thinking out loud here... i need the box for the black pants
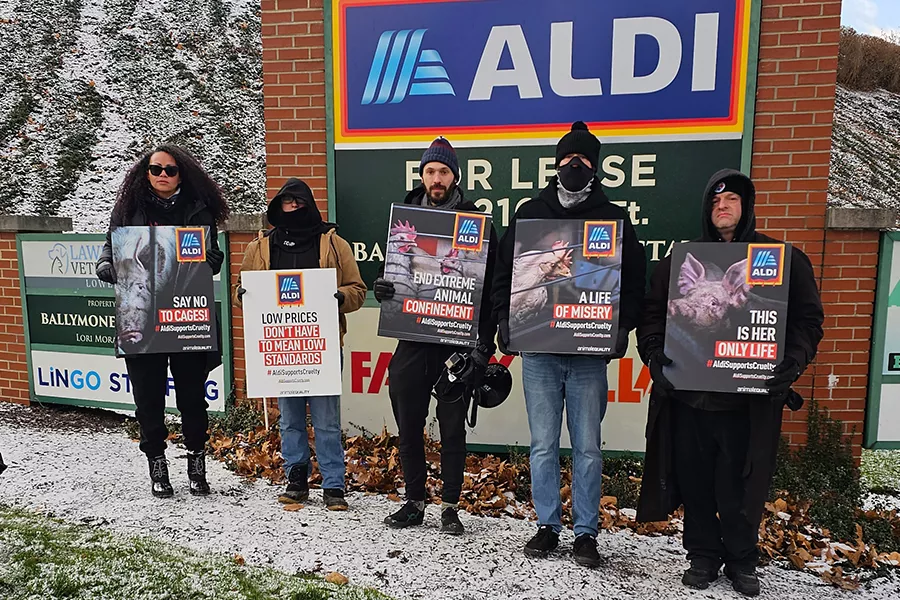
[388,341,467,504]
[125,352,211,457]
[674,401,758,571]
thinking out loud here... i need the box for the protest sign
[509,219,622,354]
[663,242,792,394]
[111,226,216,356]
[241,268,342,398]
[378,204,491,347]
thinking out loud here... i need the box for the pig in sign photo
[111,226,217,356]
[509,219,622,354]
[241,268,342,398]
[378,204,491,347]
[663,242,792,394]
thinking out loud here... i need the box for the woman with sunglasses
[96,145,229,498]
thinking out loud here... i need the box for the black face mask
[558,157,594,192]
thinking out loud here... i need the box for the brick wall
[748,0,867,451]
[0,233,31,405]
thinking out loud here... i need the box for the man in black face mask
[491,121,646,567]
[373,137,499,536]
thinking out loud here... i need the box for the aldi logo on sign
[277,273,304,306]
[452,213,487,252]
[175,228,206,262]
[746,244,785,286]
[583,221,617,258]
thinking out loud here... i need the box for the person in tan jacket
[233,178,366,510]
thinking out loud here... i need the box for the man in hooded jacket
[492,122,646,567]
[372,137,498,535]
[233,178,367,510]
[636,169,824,596]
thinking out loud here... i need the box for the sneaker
[524,525,559,557]
[725,566,760,597]
[682,563,720,590]
[148,455,174,498]
[323,488,349,511]
[279,464,309,504]
[384,500,425,528]
[187,451,210,496]
[572,534,601,568]
[440,507,464,535]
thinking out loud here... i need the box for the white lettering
[469,25,543,101]
[692,13,719,92]
[632,155,657,187]
[611,17,682,95]
[601,155,626,188]
[549,22,603,97]
[467,159,493,191]
[511,158,533,190]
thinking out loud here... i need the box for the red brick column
[0,232,29,405]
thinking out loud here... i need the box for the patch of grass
[861,449,900,495]
[0,504,392,600]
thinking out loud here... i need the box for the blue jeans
[521,353,609,537]
[278,354,345,490]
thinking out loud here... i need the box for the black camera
[444,352,476,383]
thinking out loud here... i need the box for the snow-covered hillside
[0,0,265,232]
[829,85,900,214]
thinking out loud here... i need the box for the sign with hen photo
[663,242,792,394]
[509,219,622,354]
[377,204,492,346]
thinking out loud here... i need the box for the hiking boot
[148,455,174,498]
[572,534,601,568]
[440,507,464,535]
[682,563,720,590]
[279,464,309,504]
[524,525,559,557]
[187,451,210,496]
[323,488,349,511]
[725,566,760,597]
[384,500,425,528]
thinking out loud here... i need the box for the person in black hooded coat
[96,145,229,499]
[636,169,824,596]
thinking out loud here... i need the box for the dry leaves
[282,503,304,512]
[325,572,349,585]
[233,554,245,566]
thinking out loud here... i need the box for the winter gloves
[206,248,225,275]
[642,336,674,392]
[766,357,801,397]
[373,278,395,302]
[334,291,345,306]
[96,260,116,284]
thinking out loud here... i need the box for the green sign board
[867,231,900,449]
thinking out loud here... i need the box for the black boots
[384,500,425,528]
[323,488,349,511]
[725,566,761,596]
[682,563,721,590]
[187,451,210,496]
[440,506,464,535]
[572,534,601,568]
[279,464,310,503]
[524,525,559,557]
[148,455,174,498]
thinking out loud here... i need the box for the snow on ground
[1,402,898,600]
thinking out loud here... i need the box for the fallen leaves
[324,572,349,585]
[282,503,303,512]
[233,554,245,566]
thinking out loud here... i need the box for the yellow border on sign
[276,272,306,306]
[745,244,785,286]
[583,221,618,258]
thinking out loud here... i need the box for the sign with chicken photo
[663,242,792,394]
[509,219,622,354]
[111,226,217,356]
[378,204,492,346]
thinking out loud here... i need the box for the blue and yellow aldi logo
[452,213,486,252]
[277,273,304,306]
[583,221,617,258]
[175,228,206,262]
[746,244,785,286]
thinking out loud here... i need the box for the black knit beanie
[555,121,601,171]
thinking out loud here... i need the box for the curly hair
[111,145,230,225]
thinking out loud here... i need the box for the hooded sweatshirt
[491,175,647,336]
[267,178,331,271]
[637,169,824,410]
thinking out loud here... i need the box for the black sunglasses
[148,164,179,177]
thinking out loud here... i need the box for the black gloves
[237,286,247,300]
[96,260,116,284]
[334,290,345,306]
[647,344,674,392]
[373,278,395,302]
[766,357,801,397]
[498,318,517,356]
[464,342,495,386]
[206,247,225,275]
[608,328,629,360]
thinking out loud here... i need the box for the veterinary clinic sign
[17,233,232,414]
[867,231,900,449]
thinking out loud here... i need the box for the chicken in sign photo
[510,240,574,327]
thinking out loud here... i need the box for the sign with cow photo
[240,268,342,398]
[663,242,792,394]
[111,226,217,356]
[377,204,492,347]
[509,219,622,354]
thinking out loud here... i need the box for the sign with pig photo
[378,204,491,347]
[241,268,342,398]
[111,226,217,356]
[663,242,792,394]
[509,219,622,354]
